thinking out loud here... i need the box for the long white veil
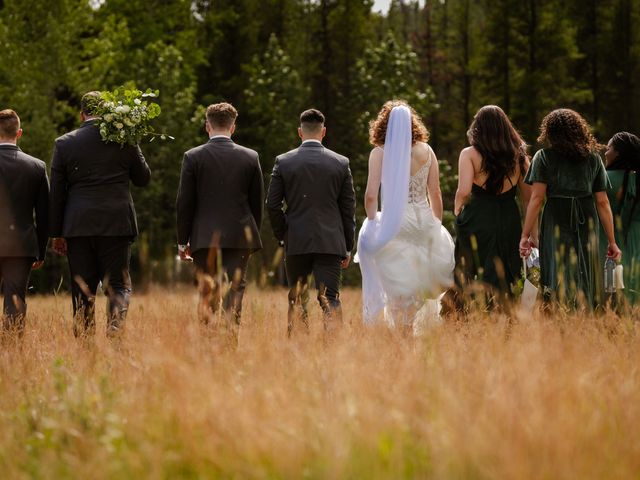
[356,105,413,322]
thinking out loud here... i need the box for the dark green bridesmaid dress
[600,170,640,303]
[525,148,609,308]
[455,179,523,297]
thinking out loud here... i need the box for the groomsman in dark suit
[176,103,263,341]
[49,91,151,338]
[267,109,356,335]
[0,109,49,334]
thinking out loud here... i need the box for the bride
[356,101,455,334]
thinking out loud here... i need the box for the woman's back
[529,148,608,197]
[466,146,522,194]
[454,146,525,295]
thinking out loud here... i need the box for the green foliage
[243,34,308,170]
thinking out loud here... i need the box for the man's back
[176,137,263,251]
[49,119,151,238]
[0,145,48,259]
[268,141,356,256]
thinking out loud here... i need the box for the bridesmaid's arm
[364,147,383,220]
[427,148,443,221]
[517,157,537,242]
[595,191,622,260]
[454,148,474,216]
[519,182,546,257]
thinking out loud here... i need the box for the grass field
[0,286,639,479]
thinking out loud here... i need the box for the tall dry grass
[0,286,639,479]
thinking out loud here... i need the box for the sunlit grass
[0,287,639,479]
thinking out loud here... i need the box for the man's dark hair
[206,102,238,129]
[300,109,325,134]
[0,109,20,139]
[81,91,101,116]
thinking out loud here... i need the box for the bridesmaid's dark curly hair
[369,100,429,147]
[467,105,528,195]
[607,132,640,239]
[538,109,598,161]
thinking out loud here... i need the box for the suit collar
[208,136,234,144]
[80,119,98,128]
[300,140,324,149]
[0,144,19,152]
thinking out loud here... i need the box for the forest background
[1,0,638,289]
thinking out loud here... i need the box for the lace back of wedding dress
[408,151,432,204]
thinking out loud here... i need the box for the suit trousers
[285,253,343,334]
[0,257,33,333]
[66,236,132,337]
[192,248,251,325]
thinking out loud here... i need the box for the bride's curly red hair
[369,100,429,147]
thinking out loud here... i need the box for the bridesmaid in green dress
[454,106,531,307]
[602,132,640,303]
[520,109,621,309]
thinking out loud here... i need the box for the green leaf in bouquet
[147,103,161,119]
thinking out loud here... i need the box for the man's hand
[340,254,351,269]
[52,237,67,256]
[31,260,45,270]
[178,244,193,262]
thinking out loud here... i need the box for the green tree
[352,32,436,193]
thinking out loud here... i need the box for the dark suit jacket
[0,145,49,260]
[176,137,263,251]
[49,120,151,238]
[267,141,356,256]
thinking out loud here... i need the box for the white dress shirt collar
[301,139,323,145]
[0,142,17,146]
[210,134,231,140]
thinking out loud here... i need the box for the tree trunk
[462,0,471,129]
[502,0,510,112]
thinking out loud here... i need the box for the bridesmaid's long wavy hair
[537,109,598,162]
[369,100,429,147]
[466,105,528,195]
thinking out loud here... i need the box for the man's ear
[321,126,327,139]
[298,127,303,140]
[230,123,236,136]
[16,129,23,141]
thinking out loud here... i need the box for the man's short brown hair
[81,91,101,116]
[206,102,238,129]
[0,109,20,139]
[300,109,325,134]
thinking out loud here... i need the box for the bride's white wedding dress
[373,148,455,328]
[356,105,454,330]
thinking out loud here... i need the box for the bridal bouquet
[92,87,174,146]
